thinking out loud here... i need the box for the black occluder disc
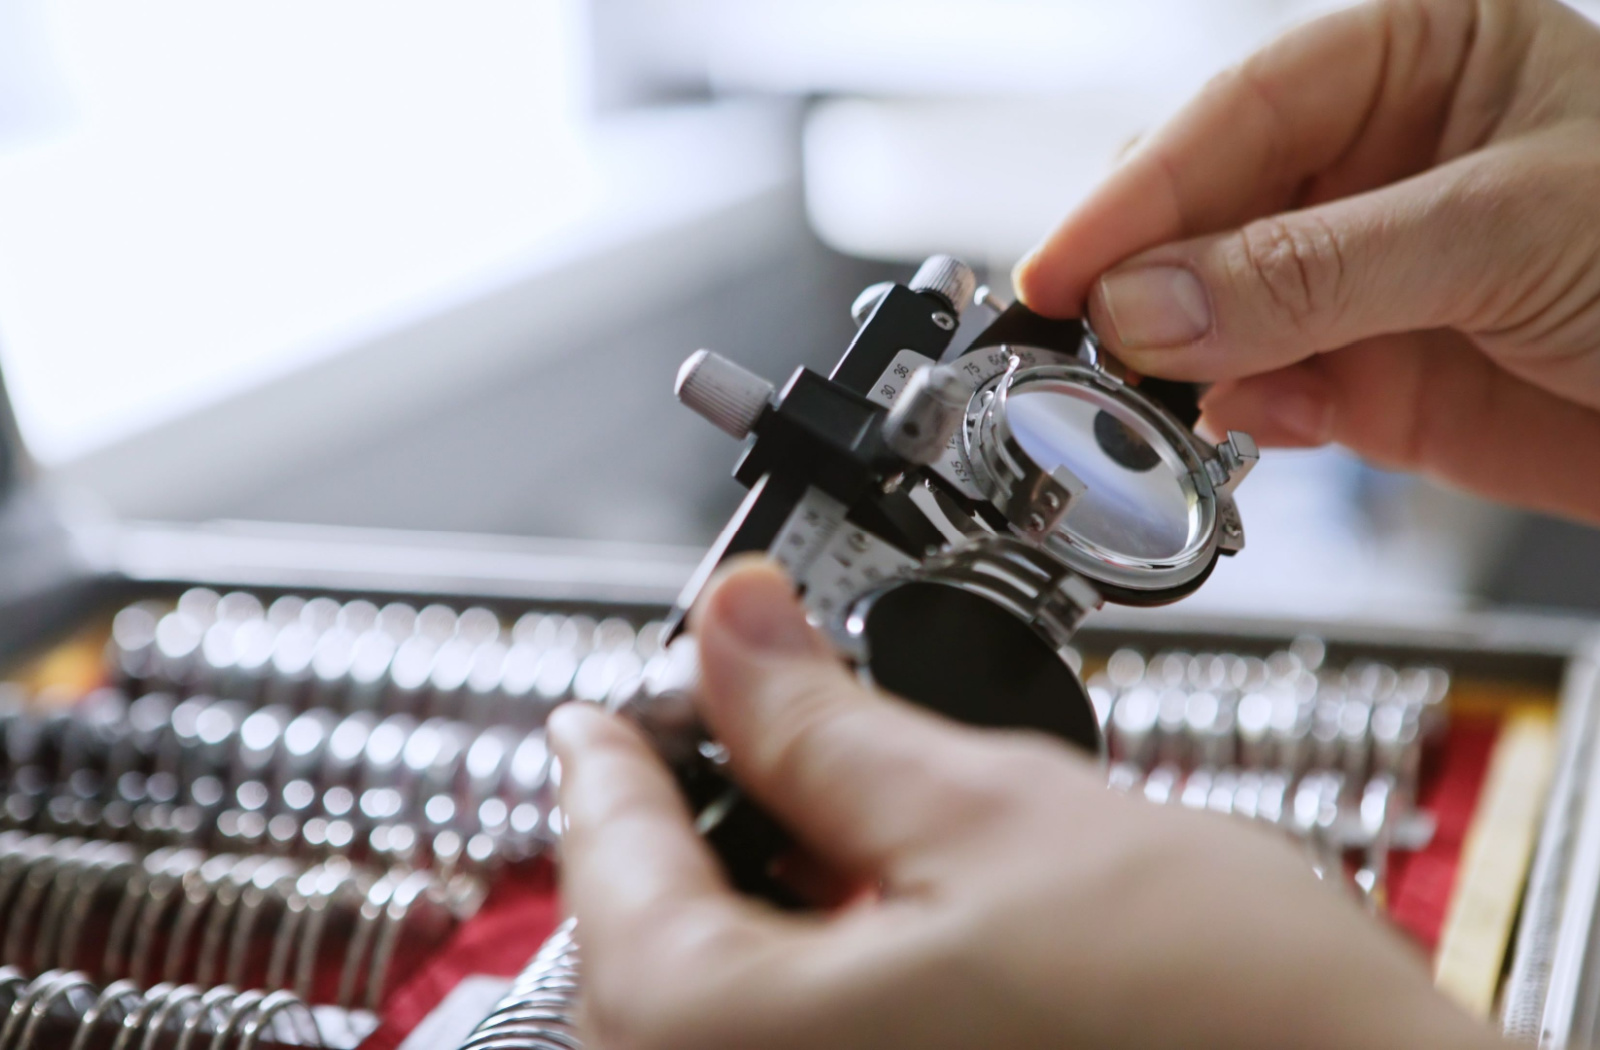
[861,581,1101,754]
[1093,409,1161,472]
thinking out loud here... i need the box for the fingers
[548,702,850,1050]
[1082,135,1600,385]
[548,564,1078,1049]
[1015,0,1481,316]
[690,559,1066,878]
[1197,372,1332,449]
[1199,331,1600,525]
[547,703,736,963]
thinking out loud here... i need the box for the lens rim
[961,354,1229,597]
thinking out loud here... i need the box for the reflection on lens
[1006,385,1194,560]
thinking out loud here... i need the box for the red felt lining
[1385,716,1500,952]
[360,862,561,1050]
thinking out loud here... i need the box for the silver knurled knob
[883,363,970,466]
[675,350,775,439]
[908,255,977,317]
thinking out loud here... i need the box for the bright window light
[0,1,593,466]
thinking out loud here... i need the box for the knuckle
[1231,214,1349,332]
[1439,166,1525,316]
[1465,0,1516,28]
[1435,155,1577,332]
[1376,0,1433,31]
[1443,159,1522,229]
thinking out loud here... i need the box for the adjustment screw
[909,255,977,318]
[883,363,970,466]
[851,282,894,327]
[974,285,1007,312]
[675,350,775,439]
[1025,513,1046,532]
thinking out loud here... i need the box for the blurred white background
[0,0,1596,618]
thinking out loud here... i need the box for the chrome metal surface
[881,363,968,468]
[456,917,580,1050]
[906,254,976,318]
[849,281,894,327]
[0,581,636,1032]
[1098,642,1452,902]
[844,534,1104,652]
[961,358,1237,594]
[0,967,323,1049]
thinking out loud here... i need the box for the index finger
[1014,0,1470,316]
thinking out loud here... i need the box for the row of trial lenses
[1107,762,1406,897]
[0,777,515,882]
[0,967,323,1050]
[1093,644,1448,800]
[0,834,469,1010]
[1107,761,1408,902]
[108,589,665,726]
[1106,763,1399,850]
[0,690,559,873]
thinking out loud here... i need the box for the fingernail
[1097,265,1212,349]
[1268,388,1334,444]
[706,563,815,657]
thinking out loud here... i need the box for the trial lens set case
[0,257,1596,1050]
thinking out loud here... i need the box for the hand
[549,559,1500,1050]
[1014,0,1600,526]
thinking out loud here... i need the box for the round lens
[859,580,1100,755]
[1005,386,1195,561]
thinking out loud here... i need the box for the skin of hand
[548,559,1503,1050]
[1014,0,1600,526]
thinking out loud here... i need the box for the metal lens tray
[7,518,1600,1047]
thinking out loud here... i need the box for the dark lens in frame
[858,580,1101,754]
[1092,409,1162,473]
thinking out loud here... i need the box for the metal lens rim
[965,359,1220,593]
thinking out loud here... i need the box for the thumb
[1085,140,1574,386]
[689,558,1031,877]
